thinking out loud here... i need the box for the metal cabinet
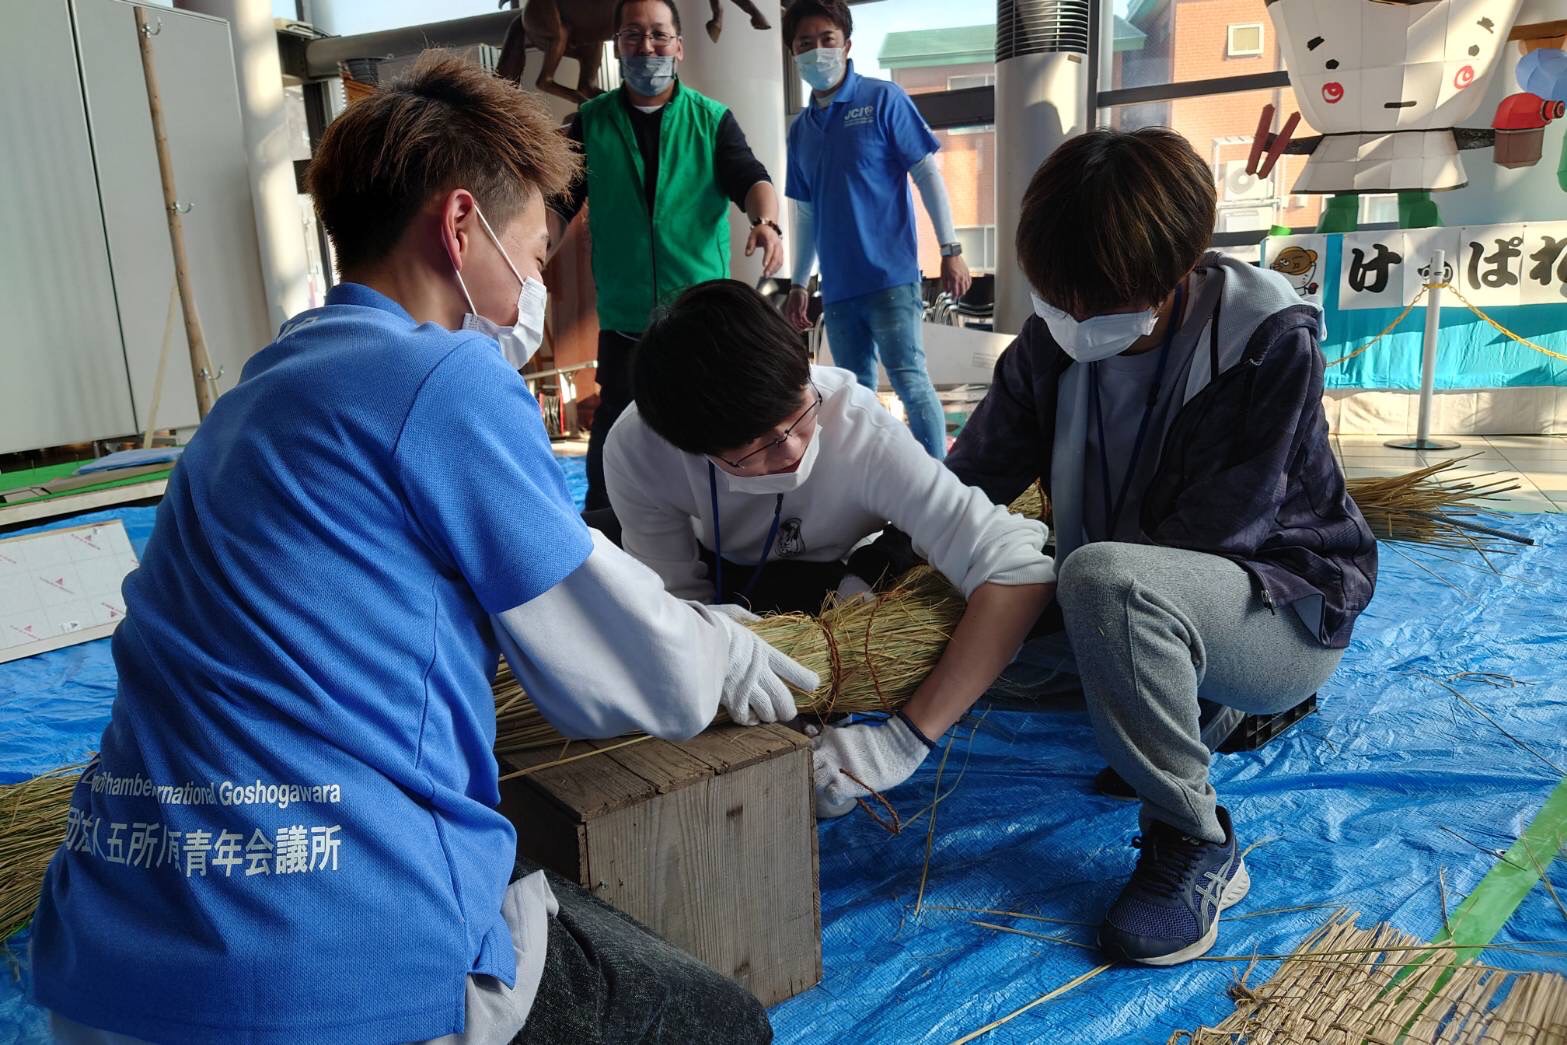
[0,0,270,454]
[0,0,137,453]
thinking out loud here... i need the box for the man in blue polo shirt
[30,54,809,1045]
[781,0,971,461]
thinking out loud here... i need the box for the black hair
[306,52,577,273]
[782,0,853,45]
[1017,126,1215,316]
[633,280,812,456]
[613,0,682,35]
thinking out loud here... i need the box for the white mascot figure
[1259,0,1526,231]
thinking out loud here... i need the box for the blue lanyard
[707,462,785,605]
[1088,285,1184,539]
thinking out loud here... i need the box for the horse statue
[496,0,771,106]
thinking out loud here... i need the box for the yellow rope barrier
[1438,282,1567,365]
[1323,286,1428,368]
[1323,281,1567,368]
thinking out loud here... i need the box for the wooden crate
[498,724,821,1006]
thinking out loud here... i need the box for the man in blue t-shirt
[780,0,972,461]
[30,53,811,1045]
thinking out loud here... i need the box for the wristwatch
[939,242,963,258]
[751,217,784,237]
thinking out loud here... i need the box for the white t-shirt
[605,365,1055,602]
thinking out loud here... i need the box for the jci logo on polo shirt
[843,104,875,127]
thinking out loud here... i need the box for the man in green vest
[549,0,783,511]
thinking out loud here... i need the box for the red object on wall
[1492,92,1565,168]
[1494,91,1566,130]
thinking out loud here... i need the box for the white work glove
[832,572,873,605]
[693,603,819,726]
[811,712,936,819]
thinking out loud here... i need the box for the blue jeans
[822,283,946,459]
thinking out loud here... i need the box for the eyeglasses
[713,385,822,471]
[615,29,680,49]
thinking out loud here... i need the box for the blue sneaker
[1098,806,1250,965]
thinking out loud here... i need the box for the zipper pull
[1259,585,1276,614]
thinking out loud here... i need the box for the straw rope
[1324,285,1430,368]
[1326,279,1567,369]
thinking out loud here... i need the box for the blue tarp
[3,490,1564,1043]
[768,515,1567,1042]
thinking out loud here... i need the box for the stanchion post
[1386,249,1459,452]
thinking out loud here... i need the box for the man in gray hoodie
[946,128,1377,966]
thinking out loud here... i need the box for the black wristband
[894,708,937,750]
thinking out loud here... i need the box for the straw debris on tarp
[1168,910,1567,1044]
[1,766,82,938]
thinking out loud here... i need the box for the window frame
[955,225,999,272]
[1091,0,1317,242]
[1226,22,1266,59]
[853,0,1327,246]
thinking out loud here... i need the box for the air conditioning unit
[994,0,1091,335]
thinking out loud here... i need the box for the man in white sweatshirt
[604,279,1054,816]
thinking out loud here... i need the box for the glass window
[1107,87,1327,236]
[908,126,997,275]
[1226,23,1265,59]
[1358,193,1401,226]
[947,73,996,90]
[303,0,496,36]
[956,226,998,271]
[1108,0,1285,93]
[862,1,995,84]
[860,7,1001,274]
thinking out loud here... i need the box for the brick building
[878,27,1002,277]
[1118,0,1335,232]
[878,7,1401,263]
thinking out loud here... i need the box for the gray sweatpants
[1033,542,1344,843]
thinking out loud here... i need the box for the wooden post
[133,6,218,418]
[141,282,179,449]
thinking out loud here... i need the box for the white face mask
[712,425,822,495]
[1031,292,1158,364]
[795,47,846,92]
[452,206,547,369]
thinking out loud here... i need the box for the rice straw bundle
[1344,457,1526,549]
[1002,460,1523,550]
[1,766,80,939]
[1169,910,1567,1043]
[493,566,966,757]
[745,565,965,719]
[1008,482,1048,522]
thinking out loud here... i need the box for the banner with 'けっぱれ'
[1261,229,1567,390]
[1266,224,1567,311]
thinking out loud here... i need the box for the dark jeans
[585,330,640,512]
[513,859,771,1044]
